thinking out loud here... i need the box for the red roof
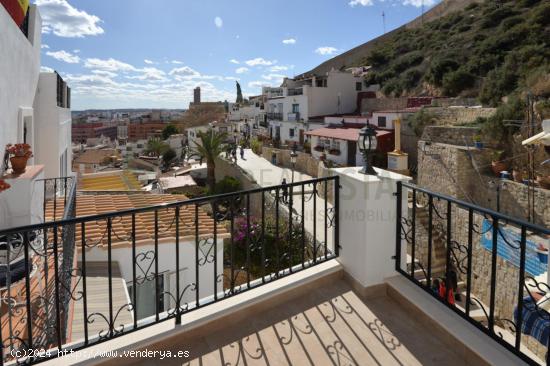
[305,128,391,142]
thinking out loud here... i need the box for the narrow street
[235,149,335,255]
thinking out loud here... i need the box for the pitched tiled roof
[74,149,119,165]
[79,171,142,191]
[46,194,227,248]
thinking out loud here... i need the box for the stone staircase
[407,199,448,281]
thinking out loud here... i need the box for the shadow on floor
[128,280,467,366]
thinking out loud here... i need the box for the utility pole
[421,0,425,25]
[382,11,386,34]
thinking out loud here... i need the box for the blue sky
[35,0,440,110]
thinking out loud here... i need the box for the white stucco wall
[34,73,72,178]
[307,71,362,118]
[0,5,41,173]
[84,237,224,309]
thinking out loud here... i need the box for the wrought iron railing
[267,113,283,121]
[396,181,550,365]
[37,176,76,222]
[287,88,303,96]
[0,176,339,364]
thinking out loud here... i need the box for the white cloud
[41,44,50,49]
[144,59,154,65]
[403,0,437,7]
[315,46,338,56]
[270,65,289,72]
[84,58,137,72]
[35,0,104,38]
[229,59,240,64]
[214,16,223,28]
[235,67,249,74]
[261,74,286,82]
[169,66,201,80]
[348,0,373,6]
[46,50,80,63]
[127,67,167,82]
[282,38,296,45]
[225,76,240,81]
[245,58,276,67]
[91,70,117,78]
[40,66,55,73]
[171,60,184,65]
[248,81,270,89]
[73,49,80,53]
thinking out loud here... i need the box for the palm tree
[193,129,227,192]
[146,138,169,157]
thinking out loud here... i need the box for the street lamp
[290,146,298,183]
[489,175,508,212]
[358,124,378,175]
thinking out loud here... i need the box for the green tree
[162,124,179,140]
[145,138,169,157]
[193,129,228,192]
[236,81,243,104]
[162,148,177,166]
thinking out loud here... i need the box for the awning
[1,0,29,26]
[522,131,550,146]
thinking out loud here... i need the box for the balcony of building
[0,164,547,365]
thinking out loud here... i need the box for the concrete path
[235,149,335,256]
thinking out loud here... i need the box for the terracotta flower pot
[491,161,507,176]
[10,156,28,174]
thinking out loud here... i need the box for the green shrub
[481,96,525,145]
[212,176,242,195]
[442,68,475,96]
[250,138,263,155]
[407,110,437,137]
[390,51,423,74]
[426,57,460,87]
[532,3,550,26]
[402,68,422,90]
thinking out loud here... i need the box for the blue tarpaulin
[480,219,547,277]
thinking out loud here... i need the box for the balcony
[56,72,70,109]
[287,88,303,96]
[0,164,544,365]
[287,112,301,122]
[267,113,283,121]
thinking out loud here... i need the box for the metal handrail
[1,176,340,364]
[396,181,550,366]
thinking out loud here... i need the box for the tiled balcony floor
[129,279,467,366]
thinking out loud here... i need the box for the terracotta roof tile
[45,194,227,248]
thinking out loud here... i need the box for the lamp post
[489,176,508,212]
[290,146,298,183]
[358,124,378,175]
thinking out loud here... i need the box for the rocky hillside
[359,0,549,105]
[297,0,482,79]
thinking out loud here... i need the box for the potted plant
[6,143,32,174]
[491,150,508,176]
[473,134,484,149]
[0,179,10,193]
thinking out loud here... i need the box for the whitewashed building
[0,4,72,229]
[264,69,364,144]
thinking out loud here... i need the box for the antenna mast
[382,11,386,34]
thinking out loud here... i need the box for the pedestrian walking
[281,178,289,203]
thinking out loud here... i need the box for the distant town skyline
[37,0,440,110]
